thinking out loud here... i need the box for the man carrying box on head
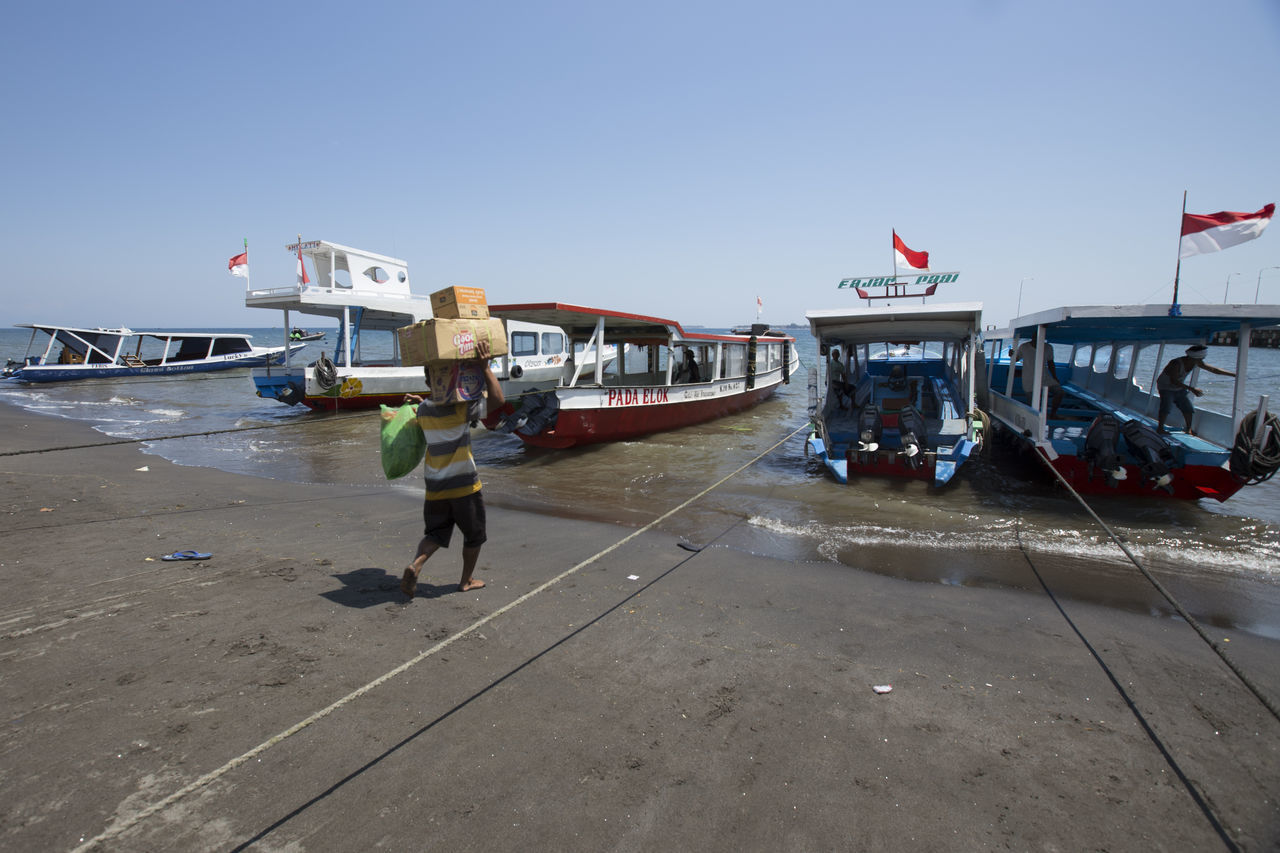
[400,340,505,598]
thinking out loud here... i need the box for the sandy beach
[1,401,1278,852]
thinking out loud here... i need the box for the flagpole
[891,230,897,287]
[243,237,249,292]
[1171,191,1186,314]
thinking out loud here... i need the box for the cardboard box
[430,285,489,320]
[398,317,508,366]
[426,360,488,403]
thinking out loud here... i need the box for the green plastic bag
[380,403,426,479]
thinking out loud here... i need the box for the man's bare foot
[401,567,418,599]
[459,578,486,592]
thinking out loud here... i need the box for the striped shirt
[417,399,483,500]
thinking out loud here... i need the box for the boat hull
[993,424,1245,502]
[10,349,292,383]
[511,379,786,449]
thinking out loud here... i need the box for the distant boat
[482,303,800,448]
[982,303,1280,501]
[288,327,326,342]
[2,324,303,382]
[246,239,613,410]
[805,303,985,487]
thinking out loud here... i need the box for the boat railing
[245,283,428,305]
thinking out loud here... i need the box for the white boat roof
[244,240,433,329]
[991,303,1280,344]
[805,302,983,345]
[490,302,792,342]
[16,324,255,339]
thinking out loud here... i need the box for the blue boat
[2,324,303,383]
[981,303,1280,501]
[805,303,985,487]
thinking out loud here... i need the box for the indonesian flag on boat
[296,243,310,285]
[893,230,930,270]
[1179,203,1274,258]
[227,252,248,278]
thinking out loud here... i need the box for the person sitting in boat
[675,349,701,383]
[828,348,855,410]
[1156,344,1235,435]
[1015,340,1064,419]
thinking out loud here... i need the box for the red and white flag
[1179,203,1274,258]
[296,243,310,285]
[893,231,929,271]
[228,251,248,278]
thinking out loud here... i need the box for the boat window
[1113,345,1134,378]
[511,331,538,357]
[1073,345,1093,368]
[721,343,746,378]
[363,266,389,285]
[398,271,407,283]
[1092,344,1112,373]
[541,332,564,355]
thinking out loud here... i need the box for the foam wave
[746,513,1280,579]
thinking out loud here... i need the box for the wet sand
[2,401,1278,851]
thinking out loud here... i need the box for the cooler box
[398,317,508,366]
[430,286,490,320]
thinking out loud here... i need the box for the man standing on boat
[1015,340,1064,420]
[1156,344,1235,435]
[400,345,505,598]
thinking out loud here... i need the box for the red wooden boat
[483,303,800,448]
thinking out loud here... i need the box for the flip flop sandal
[162,551,212,561]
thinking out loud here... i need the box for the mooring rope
[0,411,371,458]
[68,422,808,852]
[1032,447,1280,725]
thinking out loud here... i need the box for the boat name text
[838,272,961,289]
[607,388,670,406]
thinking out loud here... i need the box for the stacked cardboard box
[430,285,489,320]
[397,316,508,366]
[397,286,507,403]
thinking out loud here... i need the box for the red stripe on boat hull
[1045,455,1243,502]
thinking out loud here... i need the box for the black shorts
[422,490,487,549]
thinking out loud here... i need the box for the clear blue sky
[3,1,1278,330]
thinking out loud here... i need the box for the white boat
[246,240,613,410]
[481,303,800,448]
[2,324,302,383]
[805,303,985,487]
[981,303,1280,501]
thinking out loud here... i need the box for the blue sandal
[162,550,212,561]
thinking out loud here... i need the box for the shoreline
[2,401,1278,850]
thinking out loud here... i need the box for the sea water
[3,325,1279,637]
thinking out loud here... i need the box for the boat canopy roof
[805,302,983,346]
[16,324,256,340]
[244,240,432,329]
[489,302,782,343]
[991,303,1280,345]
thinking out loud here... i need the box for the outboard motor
[856,405,883,460]
[1120,419,1177,492]
[1081,414,1127,487]
[497,391,560,437]
[897,404,928,470]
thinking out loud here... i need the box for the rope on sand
[69,422,809,853]
[1032,447,1280,725]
